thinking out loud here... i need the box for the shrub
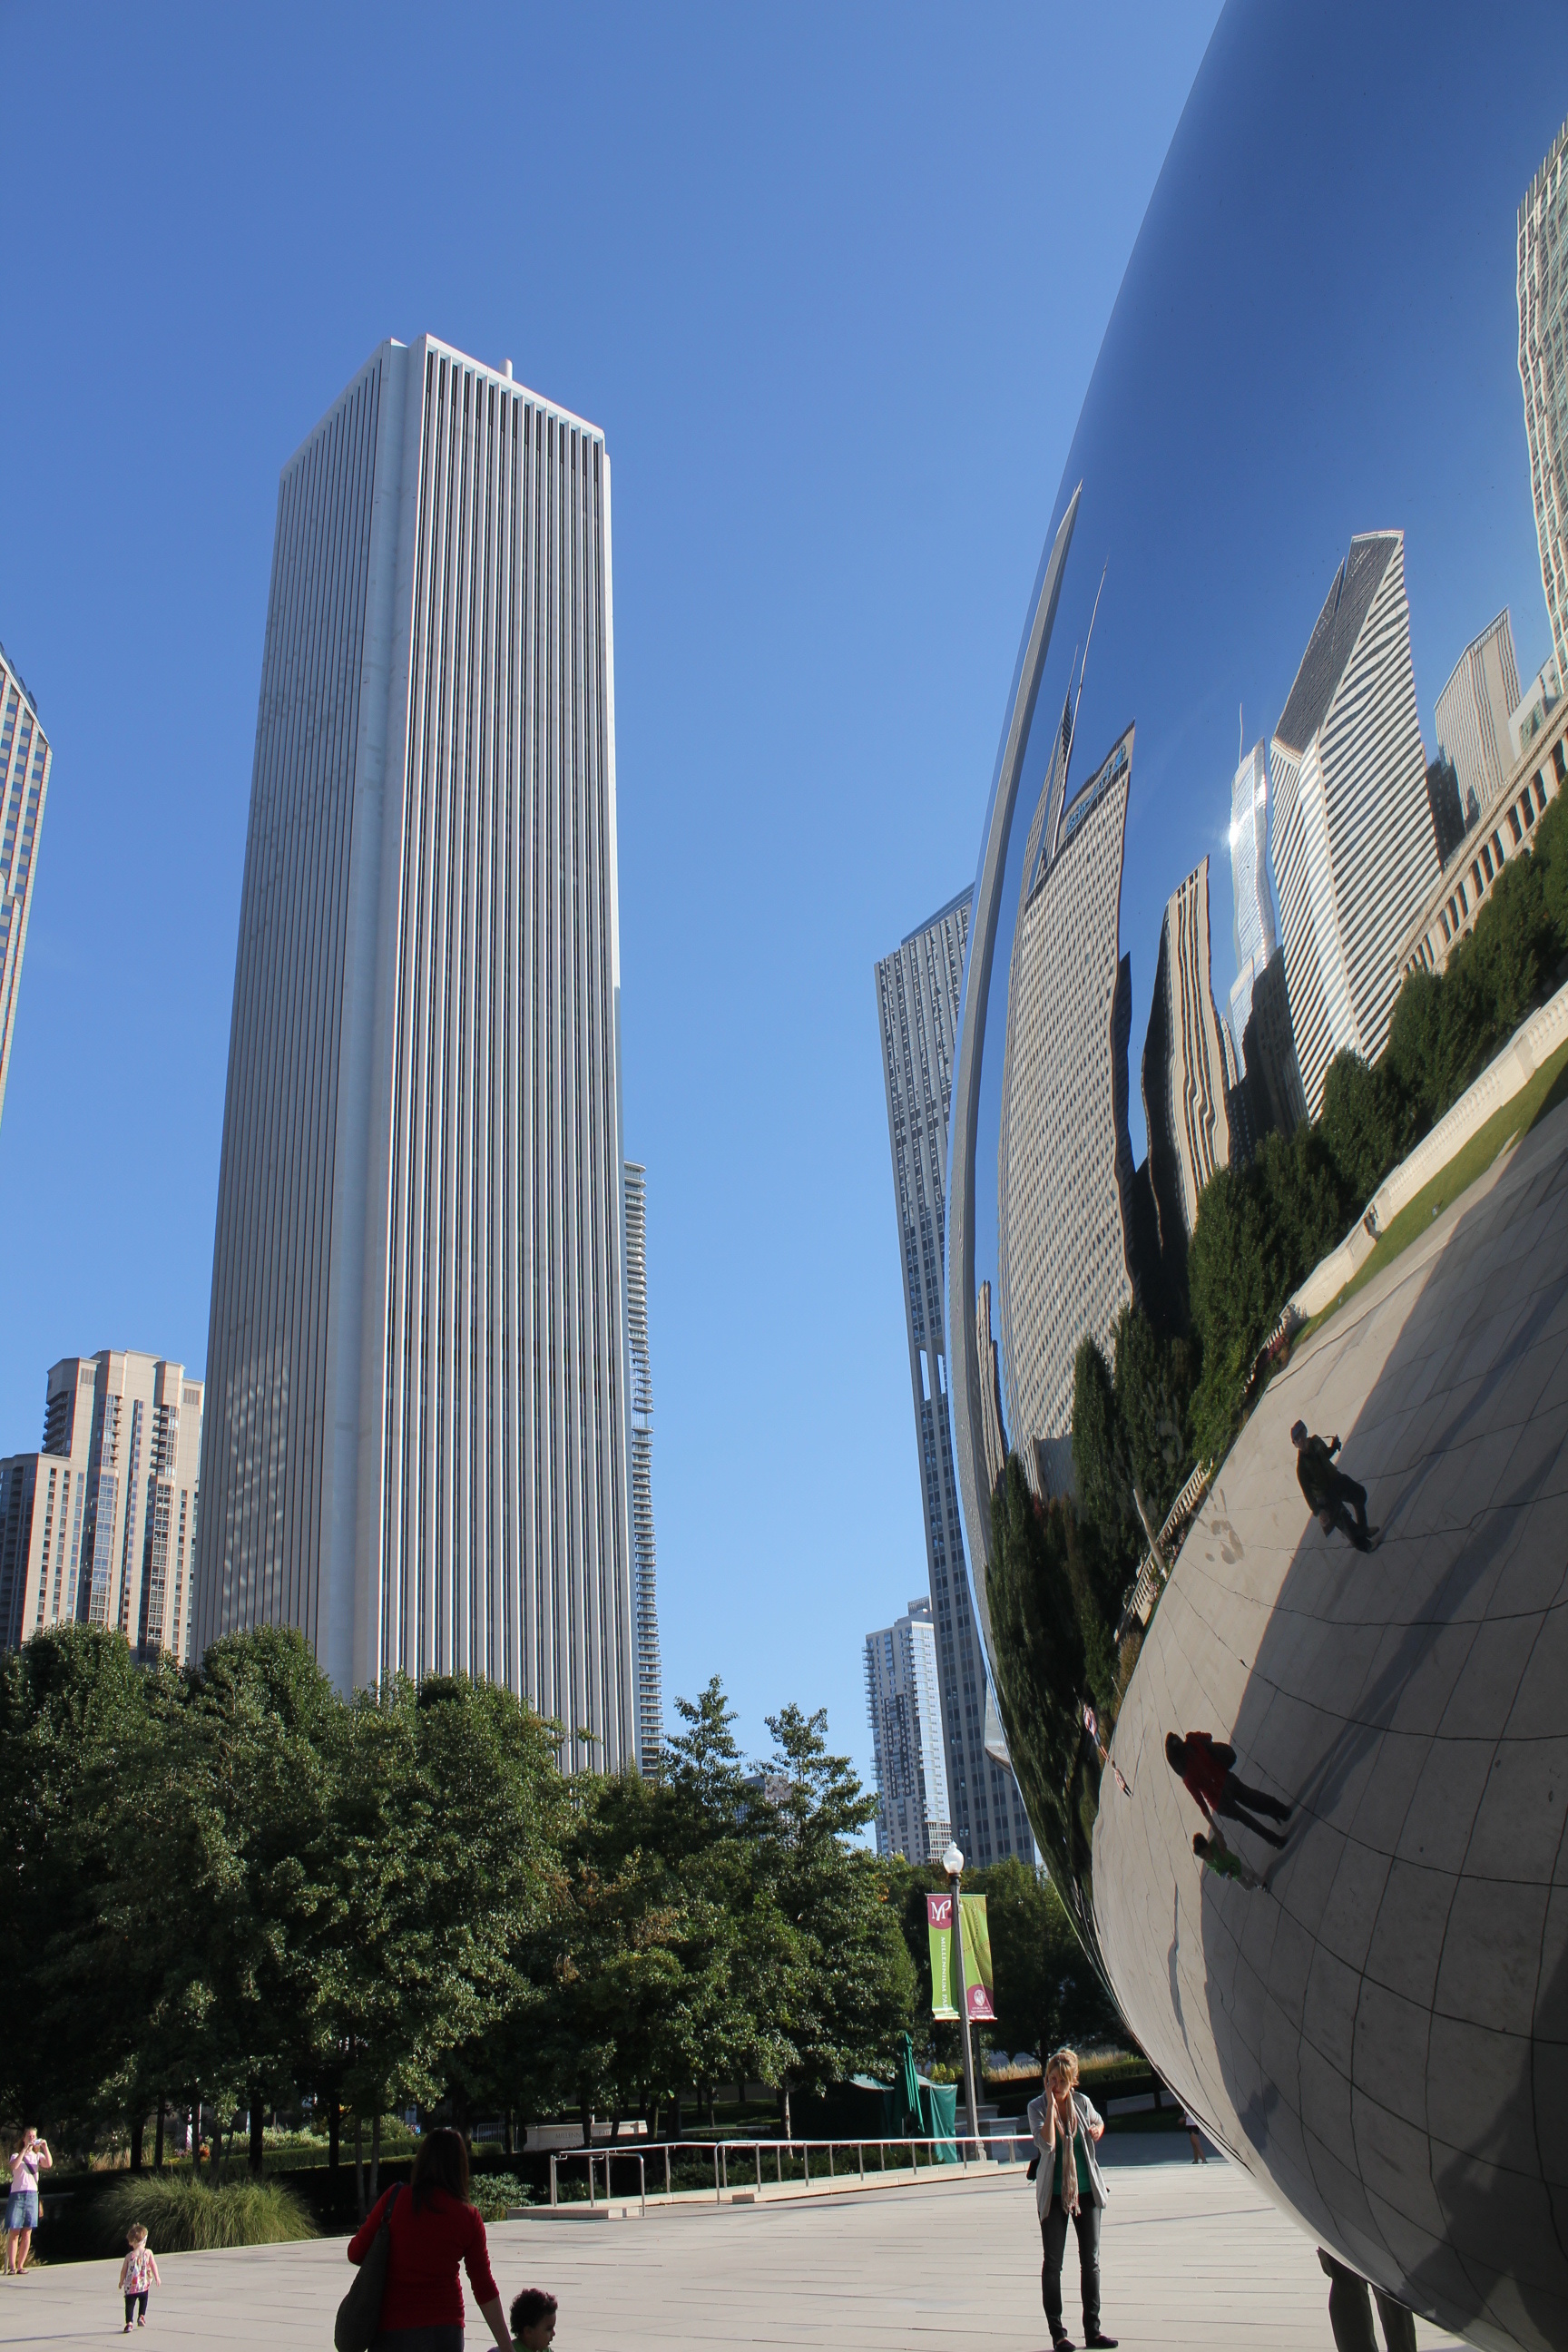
[92,2173,318,2256]
[470,2172,531,2219]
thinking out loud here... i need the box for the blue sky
[0,4,1225,1788]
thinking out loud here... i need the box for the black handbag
[335,2183,400,2352]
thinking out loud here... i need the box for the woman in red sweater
[347,2128,513,2352]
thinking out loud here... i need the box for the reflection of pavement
[1096,1100,1568,2352]
[5,2162,1468,2351]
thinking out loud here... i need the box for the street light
[942,1842,983,2159]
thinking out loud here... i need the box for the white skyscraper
[196,338,635,1771]
[1226,739,1277,1046]
[0,1352,203,1660]
[876,894,1034,1869]
[1436,611,1522,818]
[1269,532,1438,1118]
[0,644,52,1147]
[1520,111,1568,680]
[622,1161,663,1772]
[865,1598,951,1863]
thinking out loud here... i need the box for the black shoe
[1051,2336,1074,2351]
[1083,2336,1119,2348]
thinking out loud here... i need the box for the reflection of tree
[986,1457,1119,1935]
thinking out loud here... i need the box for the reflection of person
[347,2126,513,2352]
[1027,2048,1117,2351]
[1291,1423,1375,1551]
[1192,1828,1260,1889]
[1082,1703,1132,1798]
[118,2225,161,2330]
[1182,2111,1208,2163]
[1317,2249,1416,2352]
[1165,1731,1291,1849]
[512,2288,559,2349]
[6,2127,50,2274]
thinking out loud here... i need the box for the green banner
[926,1892,995,2022]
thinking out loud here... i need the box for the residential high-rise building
[865,1599,951,1863]
[1520,111,1568,679]
[0,644,53,1146]
[195,338,635,1772]
[876,895,1034,1870]
[622,1161,663,1773]
[997,722,1142,1493]
[0,1352,202,1659]
[1436,611,1521,820]
[1226,740,1277,1047]
[1143,858,1235,1251]
[1269,532,1438,1118]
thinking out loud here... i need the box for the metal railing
[542,2131,1032,2211]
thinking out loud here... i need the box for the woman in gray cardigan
[1027,2051,1117,2351]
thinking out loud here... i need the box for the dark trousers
[1319,2250,1416,2352]
[123,2293,149,2323]
[1217,1772,1290,1848]
[1041,2199,1102,2337]
[1322,1475,1370,1550]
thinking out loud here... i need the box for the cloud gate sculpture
[946,7,1568,2347]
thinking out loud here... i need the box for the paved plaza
[3,2151,1466,2351]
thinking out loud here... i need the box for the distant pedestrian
[1318,2249,1416,2352]
[1182,2111,1208,2163]
[1192,1828,1261,1890]
[1165,1731,1291,1849]
[5,2126,50,2274]
[511,2288,558,2349]
[1027,2048,1117,2352]
[1082,1704,1132,1798]
[1291,1424,1376,1552]
[346,2125,513,2352]
[119,2226,161,2330]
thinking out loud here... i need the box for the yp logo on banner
[926,1892,995,2022]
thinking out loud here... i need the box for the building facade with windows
[875,894,1034,1869]
[195,337,636,1773]
[1143,857,1236,1248]
[0,643,52,1147]
[865,1598,951,1863]
[1520,110,1568,681]
[622,1161,663,1773]
[1398,691,1568,977]
[0,1352,202,1659]
[1269,532,1438,1118]
[1226,739,1278,1048]
[1435,611,1522,820]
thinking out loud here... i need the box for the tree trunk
[370,2112,380,2204]
[703,2080,714,2129]
[153,2098,165,2175]
[210,2107,223,2186]
[355,2114,365,2222]
[781,2082,792,2141]
[130,2112,144,2172]
[609,2110,622,2143]
[670,2090,682,2141]
[503,2111,513,2159]
[578,2091,593,2150]
[328,2096,341,2175]
[250,2085,265,2176]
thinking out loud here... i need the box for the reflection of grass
[1310,1034,1568,1331]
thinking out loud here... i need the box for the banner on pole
[926,1891,995,2022]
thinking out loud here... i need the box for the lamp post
[942,1840,984,2159]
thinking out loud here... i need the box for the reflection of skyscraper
[1241,948,1308,1140]
[876,897,1034,1869]
[1269,532,1437,1118]
[1520,112,1568,679]
[865,1598,952,1863]
[1226,740,1277,1045]
[997,723,1142,1495]
[975,1279,1008,1509]
[0,645,52,1150]
[622,1162,663,1774]
[195,338,636,1772]
[1143,858,1235,1250]
[1436,612,1521,818]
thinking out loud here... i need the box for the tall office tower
[1226,740,1278,1047]
[1520,111,1568,679]
[865,1598,952,1863]
[196,338,635,1771]
[1240,947,1308,1142]
[1142,858,1235,1254]
[876,894,1034,1869]
[0,1352,202,1657]
[1436,611,1522,818]
[622,1161,663,1773]
[998,724,1142,1495]
[0,644,53,1144]
[1269,532,1437,1119]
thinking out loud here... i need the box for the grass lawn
[1310,1031,1568,1331]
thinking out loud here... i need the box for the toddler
[119,2224,161,2330]
[1192,1828,1261,1890]
[511,2288,558,2349]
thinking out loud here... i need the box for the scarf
[1055,2092,1082,2217]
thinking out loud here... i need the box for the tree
[975,1858,1122,2059]
[1186,1164,1288,1459]
[1071,1337,1136,1570]
[1318,1052,1397,1209]
[1112,1306,1196,1528]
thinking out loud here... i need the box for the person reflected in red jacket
[347,2127,512,2352]
[1165,1730,1292,1850]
